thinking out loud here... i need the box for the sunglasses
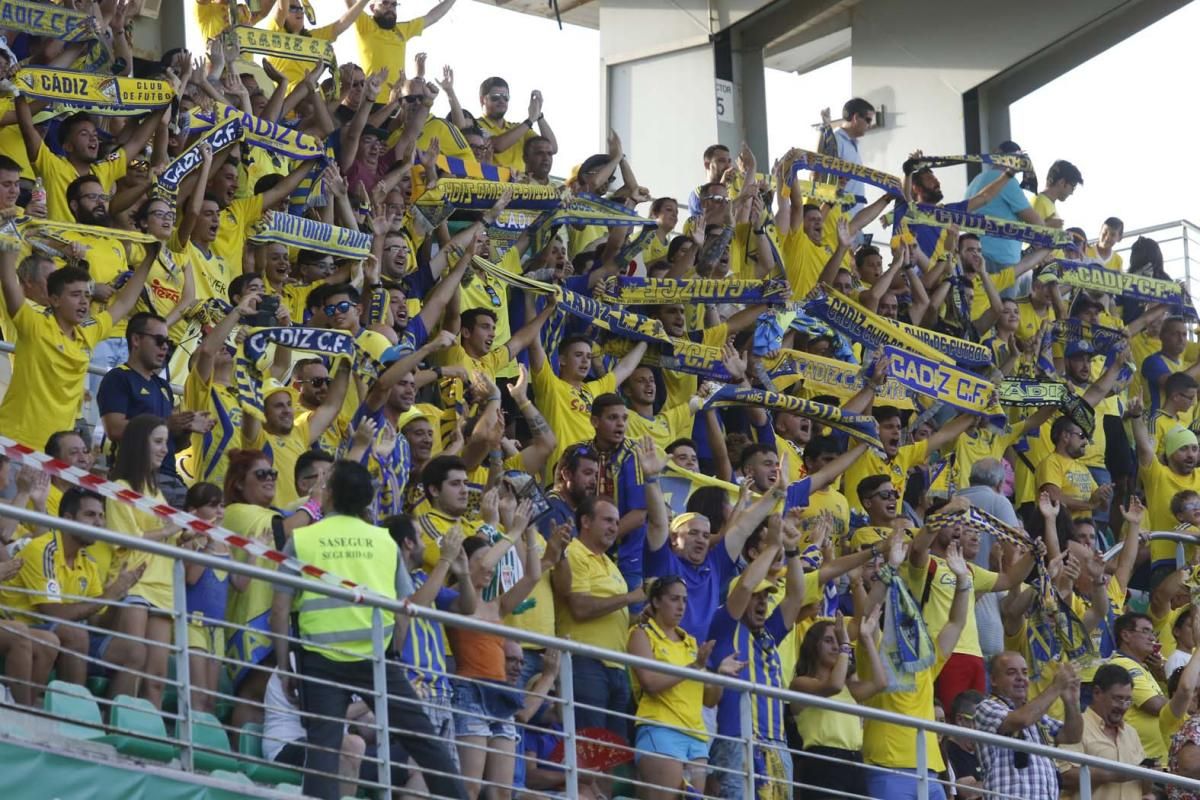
[323,300,354,317]
[487,93,509,101]
[253,468,279,481]
[702,194,729,203]
[135,331,170,348]
[297,377,331,388]
[868,490,900,501]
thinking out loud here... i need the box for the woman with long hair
[102,414,186,707]
[627,575,744,799]
[790,609,887,800]
[222,448,307,730]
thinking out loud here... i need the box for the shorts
[123,595,156,610]
[275,740,307,768]
[451,678,518,741]
[187,620,227,655]
[634,724,708,763]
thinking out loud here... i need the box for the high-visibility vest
[292,515,398,662]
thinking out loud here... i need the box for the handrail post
[916,725,928,800]
[560,651,579,799]
[371,607,392,796]
[741,695,755,800]
[172,559,194,772]
[1080,763,1093,800]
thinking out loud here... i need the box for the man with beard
[16,104,165,223]
[0,244,152,451]
[1034,415,1113,520]
[843,406,974,514]
[929,232,1047,324]
[476,77,558,172]
[350,0,456,105]
[264,0,373,87]
[621,365,708,452]
[97,312,203,507]
[1130,395,1200,578]
[537,441,600,537]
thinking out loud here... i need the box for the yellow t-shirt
[0,97,33,178]
[0,531,103,623]
[970,268,1016,320]
[1142,459,1200,567]
[781,229,834,302]
[61,228,129,336]
[0,306,113,449]
[795,683,863,751]
[183,368,243,489]
[177,240,234,304]
[629,618,705,738]
[557,538,629,667]
[195,1,248,40]
[1031,193,1056,225]
[247,414,313,508]
[531,359,617,471]
[34,144,128,224]
[263,18,336,88]
[624,402,692,454]
[1034,451,1097,516]
[797,487,851,546]
[103,482,176,610]
[129,242,188,343]
[947,425,1022,493]
[861,642,946,772]
[353,14,425,104]
[1106,653,1167,761]
[843,440,930,513]
[504,532,555,648]
[906,556,998,657]
[477,116,534,172]
[415,508,483,573]
[459,247,519,379]
[1015,299,1052,341]
[212,196,265,276]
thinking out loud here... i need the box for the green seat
[210,769,254,786]
[237,722,302,786]
[162,656,178,715]
[177,711,239,773]
[85,676,109,698]
[214,668,235,724]
[43,679,104,740]
[98,695,178,763]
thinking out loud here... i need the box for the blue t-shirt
[400,570,458,701]
[707,604,789,742]
[602,442,647,587]
[644,538,739,639]
[97,364,179,478]
[1141,352,1177,414]
[964,168,1030,267]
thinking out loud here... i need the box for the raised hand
[721,342,748,382]
[528,90,543,122]
[510,497,534,538]
[545,522,572,564]
[945,540,970,578]
[440,523,465,564]
[636,434,666,477]
[1121,495,1145,528]
[1037,490,1059,520]
[480,487,500,526]
[437,64,455,93]
[351,416,378,451]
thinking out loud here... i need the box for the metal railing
[1111,219,1200,305]
[1,501,1199,800]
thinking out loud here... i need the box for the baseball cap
[751,579,779,595]
[670,512,702,532]
[996,140,1023,154]
[1064,340,1095,359]
[1165,426,1198,456]
[396,407,432,431]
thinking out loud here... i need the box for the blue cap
[1064,340,1095,359]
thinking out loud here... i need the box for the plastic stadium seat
[42,679,104,740]
[85,676,109,698]
[236,722,303,786]
[210,769,255,786]
[177,711,240,773]
[98,694,178,762]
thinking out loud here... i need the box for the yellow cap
[262,379,299,405]
[751,579,778,595]
[396,407,432,431]
[1165,425,1198,455]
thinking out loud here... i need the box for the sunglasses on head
[323,300,354,317]
[253,468,279,481]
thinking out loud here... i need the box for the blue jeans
[709,736,794,800]
[572,655,631,740]
[864,768,947,800]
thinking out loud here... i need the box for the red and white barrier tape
[0,435,370,603]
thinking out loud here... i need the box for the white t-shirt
[262,672,307,763]
[1165,648,1193,682]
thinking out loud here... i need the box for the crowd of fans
[0,1,1198,800]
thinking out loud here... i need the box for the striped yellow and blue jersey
[707,604,789,743]
[401,569,457,702]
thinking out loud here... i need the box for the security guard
[270,460,466,800]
